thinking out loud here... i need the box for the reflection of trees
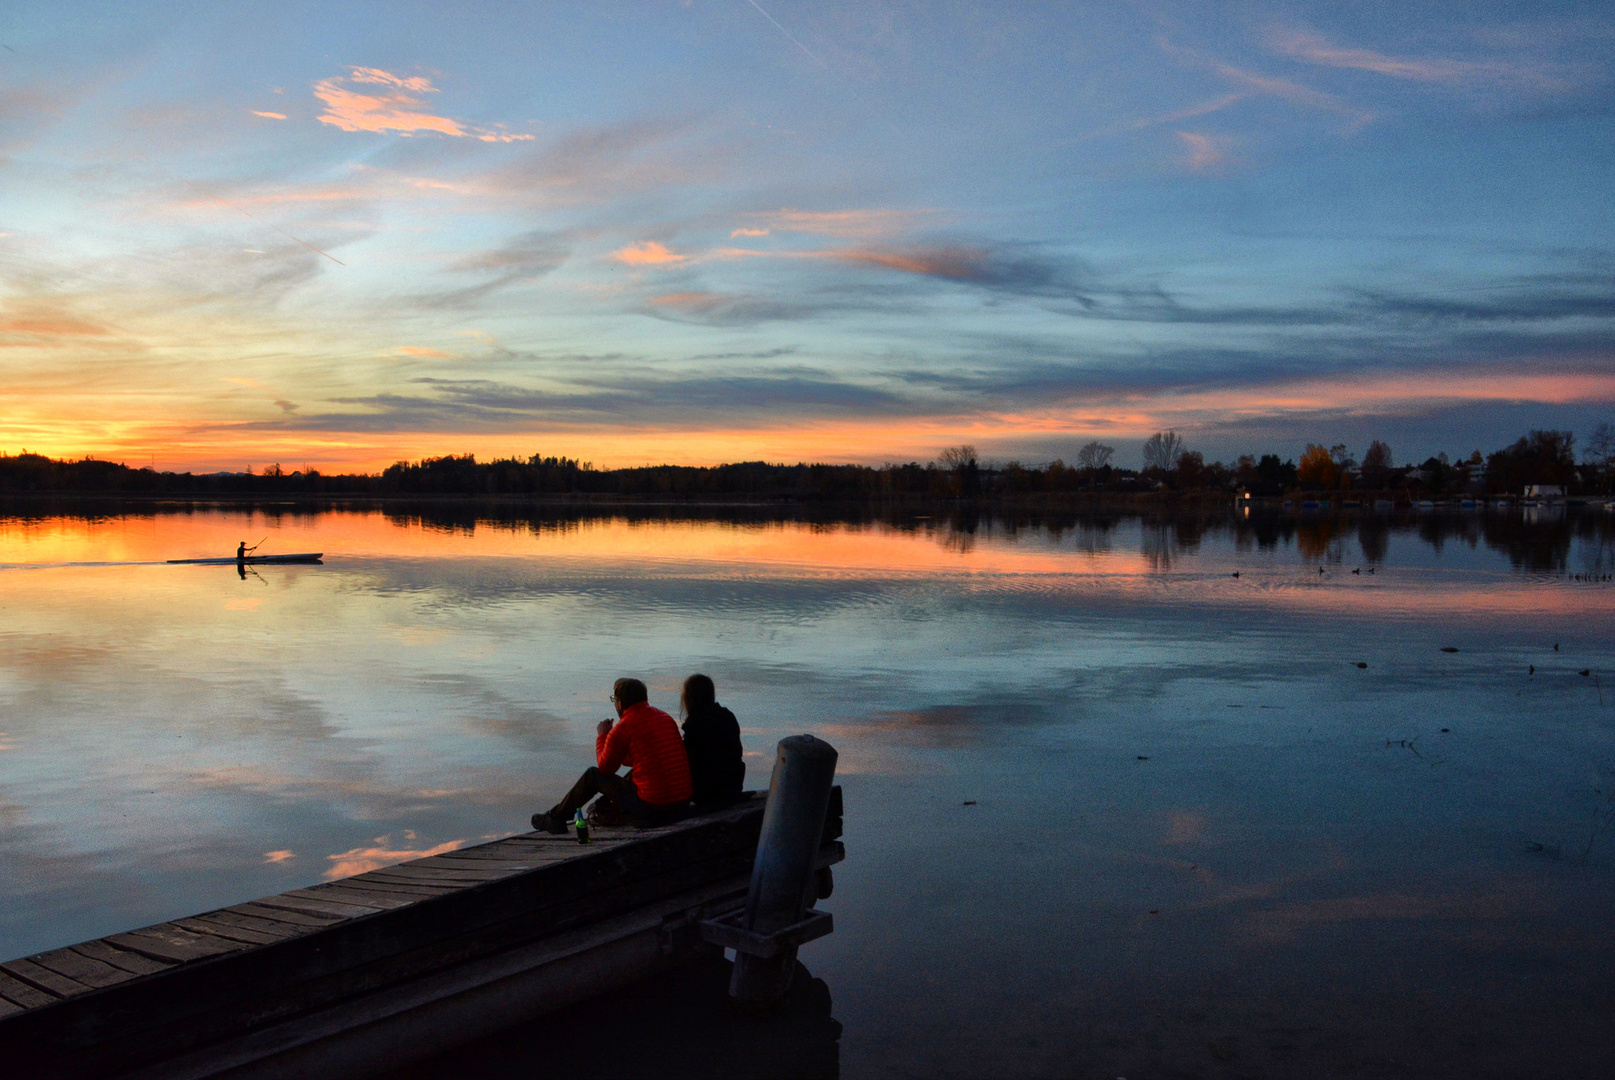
[1073,522,1114,556]
[1141,522,1173,570]
[1296,520,1341,562]
[1480,514,1575,572]
[1232,514,1294,551]
[9,498,1613,578]
[1357,517,1389,564]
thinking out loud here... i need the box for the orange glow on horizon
[5,365,1611,473]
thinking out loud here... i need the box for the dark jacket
[681,702,745,808]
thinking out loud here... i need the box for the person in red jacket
[531,677,692,833]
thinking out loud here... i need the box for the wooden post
[729,735,838,1012]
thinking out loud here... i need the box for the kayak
[167,553,324,565]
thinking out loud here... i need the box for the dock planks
[0,789,843,1079]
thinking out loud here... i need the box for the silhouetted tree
[1584,422,1614,493]
[1175,450,1206,489]
[1361,440,1393,488]
[1141,431,1184,471]
[1076,441,1115,470]
[1485,430,1576,493]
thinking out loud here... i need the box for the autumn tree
[1297,443,1338,489]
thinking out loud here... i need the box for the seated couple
[531,674,745,834]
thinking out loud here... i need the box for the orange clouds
[0,313,108,339]
[649,292,718,309]
[394,346,452,358]
[835,247,988,280]
[250,110,288,120]
[613,241,686,266]
[312,67,532,141]
[10,360,1612,475]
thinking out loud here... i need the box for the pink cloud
[395,346,452,358]
[313,68,533,141]
[614,241,686,266]
[835,247,988,280]
[742,207,933,239]
[1176,131,1234,172]
[250,110,287,120]
[1265,28,1569,91]
[731,227,770,238]
[1080,93,1249,140]
[1159,40,1377,132]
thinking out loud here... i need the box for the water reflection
[387,957,840,1080]
[5,499,1612,577]
[3,502,1614,1076]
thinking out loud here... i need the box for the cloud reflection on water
[1,502,1613,1018]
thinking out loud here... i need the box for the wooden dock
[0,789,843,1079]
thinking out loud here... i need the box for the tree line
[2,423,1611,499]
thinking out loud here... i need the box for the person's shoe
[530,812,568,835]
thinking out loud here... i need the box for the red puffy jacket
[597,702,692,806]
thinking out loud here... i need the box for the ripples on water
[2,502,1613,1078]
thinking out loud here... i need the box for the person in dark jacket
[680,673,745,809]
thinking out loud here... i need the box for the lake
[2,502,1613,1078]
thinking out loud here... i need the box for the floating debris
[1441,647,1459,653]
[1440,728,1450,733]
[1581,669,1592,677]
[1137,755,1150,761]
[962,800,977,806]
[1355,662,1368,669]
[1529,664,1535,675]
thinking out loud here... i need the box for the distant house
[1524,484,1565,501]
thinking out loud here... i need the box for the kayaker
[679,674,745,810]
[530,678,692,833]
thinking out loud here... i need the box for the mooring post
[729,734,838,1011]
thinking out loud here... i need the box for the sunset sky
[2,1,1612,471]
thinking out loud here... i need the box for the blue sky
[1,1,1612,470]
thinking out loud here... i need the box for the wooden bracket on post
[698,907,833,959]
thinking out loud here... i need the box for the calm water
[3,503,1614,1078]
